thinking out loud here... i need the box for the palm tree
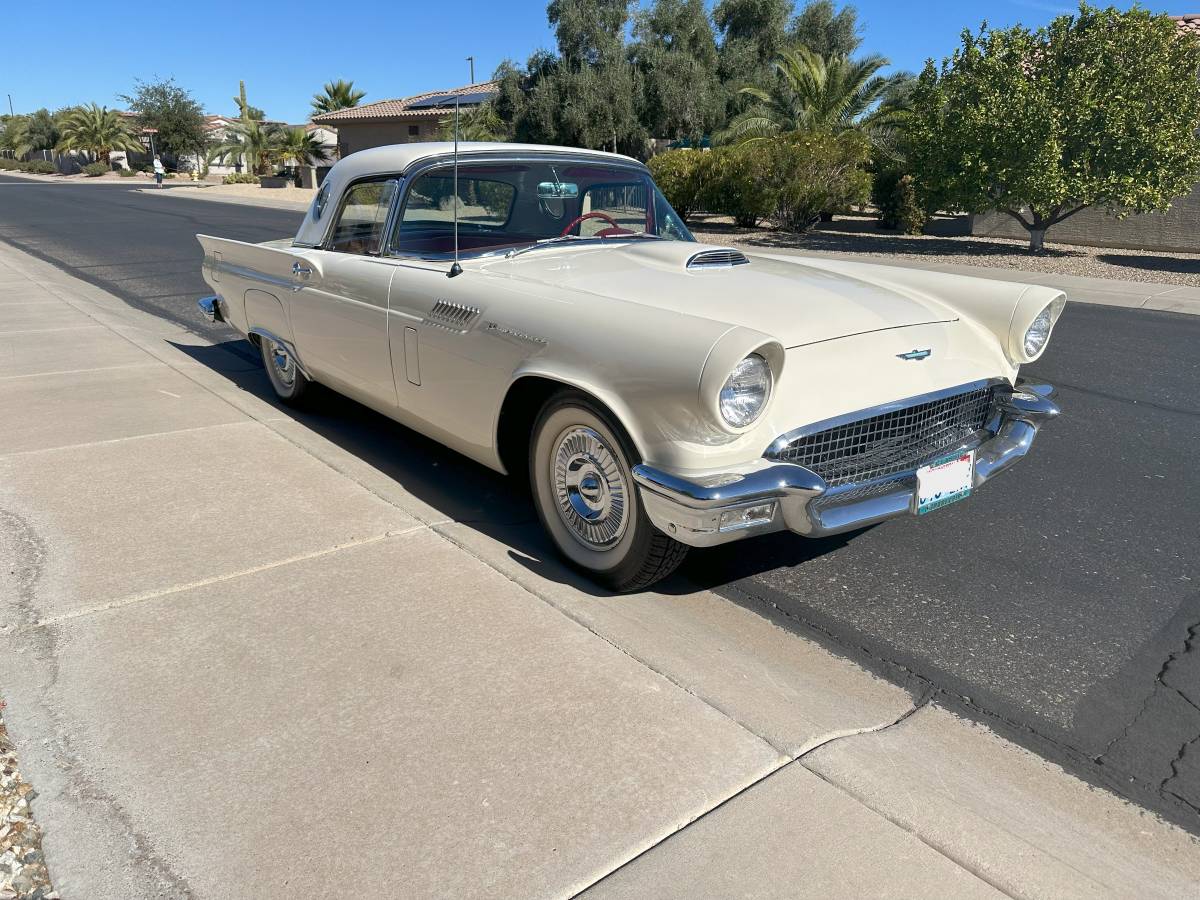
[719,47,909,146]
[271,127,332,168]
[208,119,283,175]
[437,103,507,142]
[56,104,142,165]
[311,80,366,117]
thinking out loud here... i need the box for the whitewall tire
[530,391,688,592]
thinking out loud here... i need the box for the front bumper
[632,380,1059,548]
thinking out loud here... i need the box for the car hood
[486,241,957,347]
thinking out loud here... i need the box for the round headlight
[719,354,772,427]
[1023,304,1055,358]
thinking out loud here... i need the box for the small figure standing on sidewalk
[153,156,164,188]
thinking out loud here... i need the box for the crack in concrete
[569,694,954,899]
[0,507,196,899]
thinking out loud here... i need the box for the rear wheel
[529,391,688,592]
[258,336,312,406]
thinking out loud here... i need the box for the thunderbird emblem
[897,348,932,361]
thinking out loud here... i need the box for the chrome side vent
[426,300,481,332]
[686,248,750,269]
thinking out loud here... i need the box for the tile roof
[311,81,499,124]
[1174,15,1200,37]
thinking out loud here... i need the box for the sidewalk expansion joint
[0,419,255,460]
[16,525,432,632]
[0,362,161,382]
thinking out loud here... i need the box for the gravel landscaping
[0,703,54,900]
[691,213,1200,287]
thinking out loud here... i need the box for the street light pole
[466,56,474,85]
[6,94,12,117]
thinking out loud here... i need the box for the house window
[408,125,420,137]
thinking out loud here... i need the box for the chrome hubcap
[552,426,628,549]
[268,340,295,387]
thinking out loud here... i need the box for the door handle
[292,262,312,278]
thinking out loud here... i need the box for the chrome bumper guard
[632,380,1059,548]
[198,295,225,324]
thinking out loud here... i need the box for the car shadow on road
[169,338,850,596]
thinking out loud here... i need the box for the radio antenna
[448,96,463,278]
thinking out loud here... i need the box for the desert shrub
[764,131,872,231]
[82,161,109,177]
[702,145,776,227]
[0,158,18,170]
[165,172,176,179]
[702,133,870,231]
[118,167,138,177]
[873,169,925,234]
[222,173,260,184]
[27,161,56,174]
[647,149,709,223]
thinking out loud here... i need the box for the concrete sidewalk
[0,242,1196,899]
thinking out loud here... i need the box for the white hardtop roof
[331,142,645,181]
[293,142,648,247]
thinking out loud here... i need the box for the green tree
[713,0,792,105]
[631,0,724,143]
[720,46,905,144]
[119,77,207,161]
[56,104,142,164]
[209,119,283,175]
[311,80,367,117]
[910,4,1200,251]
[789,0,861,58]
[494,0,646,154]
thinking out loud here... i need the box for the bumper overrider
[633,379,1059,548]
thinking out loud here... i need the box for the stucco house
[311,81,499,158]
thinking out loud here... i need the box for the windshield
[389,159,694,257]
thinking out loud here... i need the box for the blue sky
[4,1,1195,124]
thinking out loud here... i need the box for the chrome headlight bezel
[719,353,773,428]
[1011,295,1066,363]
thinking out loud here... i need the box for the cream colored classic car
[197,142,1062,590]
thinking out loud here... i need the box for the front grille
[767,384,998,487]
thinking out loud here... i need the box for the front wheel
[258,335,312,406]
[529,391,688,592]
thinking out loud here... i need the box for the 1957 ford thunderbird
[197,142,1062,591]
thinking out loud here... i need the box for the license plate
[916,451,974,515]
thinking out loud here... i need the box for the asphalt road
[2,176,1198,831]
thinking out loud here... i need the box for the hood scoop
[686,248,749,270]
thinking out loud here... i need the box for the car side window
[326,178,398,255]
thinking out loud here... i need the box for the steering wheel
[559,210,634,238]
